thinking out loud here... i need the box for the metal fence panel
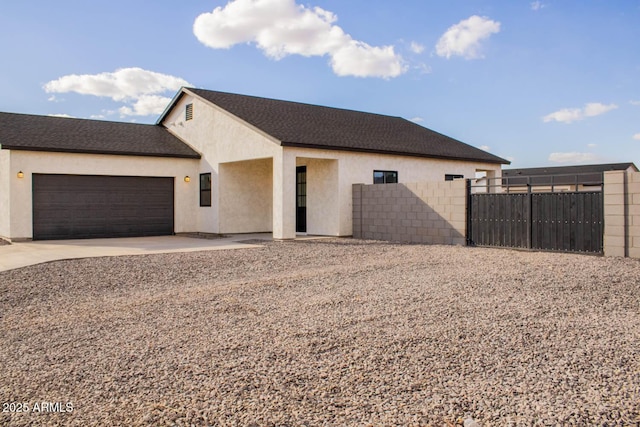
[468,191,603,254]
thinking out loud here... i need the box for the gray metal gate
[467,174,604,253]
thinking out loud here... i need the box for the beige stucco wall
[219,158,272,233]
[0,149,10,239]
[5,150,198,240]
[272,149,297,239]
[299,158,340,236]
[163,91,282,234]
[160,89,502,239]
[286,146,501,236]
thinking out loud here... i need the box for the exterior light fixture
[17,171,24,179]
[184,176,191,183]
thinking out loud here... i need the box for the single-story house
[501,163,638,193]
[0,87,508,241]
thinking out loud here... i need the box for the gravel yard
[1,239,639,426]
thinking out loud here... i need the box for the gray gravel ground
[1,239,639,426]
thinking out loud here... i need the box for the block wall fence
[604,170,640,258]
[353,171,640,259]
[352,180,467,246]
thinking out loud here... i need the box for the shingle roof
[0,112,200,159]
[184,88,508,164]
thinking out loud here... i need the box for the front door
[296,166,307,233]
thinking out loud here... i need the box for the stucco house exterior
[0,87,508,241]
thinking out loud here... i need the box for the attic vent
[185,103,193,121]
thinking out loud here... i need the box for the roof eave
[155,87,191,125]
[1,145,201,159]
[280,142,509,164]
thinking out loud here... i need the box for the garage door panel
[33,174,174,240]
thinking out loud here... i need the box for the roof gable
[179,88,508,164]
[0,112,200,159]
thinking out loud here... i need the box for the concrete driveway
[0,234,273,272]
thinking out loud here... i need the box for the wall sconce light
[184,176,191,183]
[17,171,24,179]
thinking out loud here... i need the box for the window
[373,170,398,184]
[200,173,211,207]
[445,174,464,181]
[185,103,194,121]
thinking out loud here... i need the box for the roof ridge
[187,87,405,120]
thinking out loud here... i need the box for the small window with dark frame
[200,173,211,207]
[373,170,398,184]
[445,174,464,181]
[185,103,194,121]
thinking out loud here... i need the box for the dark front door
[296,166,307,233]
[32,174,174,240]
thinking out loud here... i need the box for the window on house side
[200,173,211,207]
[445,174,464,181]
[186,103,194,121]
[373,170,398,184]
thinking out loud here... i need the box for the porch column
[273,150,296,239]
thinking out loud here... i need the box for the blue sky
[1,0,638,168]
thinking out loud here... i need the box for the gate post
[527,183,533,249]
[603,171,627,257]
[466,179,472,246]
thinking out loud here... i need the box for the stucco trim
[280,141,509,165]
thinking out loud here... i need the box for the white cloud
[542,102,618,124]
[193,0,406,78]
[531,1,546,11]
[118,95,173,117]
[409,117,424,123]
[435,15,501,59]
[43,67,189,117]
[583,102,617,117]
[630,100,640,106]
[587,143,597,148]
[548,152,599,164]
[410,41,425,54]
[479,145,491,151]
[44,67,189,101]
[633,133,640,140]
[542,108,583,124]
[47,113,75,118]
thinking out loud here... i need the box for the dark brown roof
[0,112,200,159]
[502,163,638,186]
[182,88,508,164]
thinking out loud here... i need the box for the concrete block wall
[352,180,467,245]
[624,171,640,259]
[604,170,640,259]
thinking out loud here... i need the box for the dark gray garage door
[33,174,174,240]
